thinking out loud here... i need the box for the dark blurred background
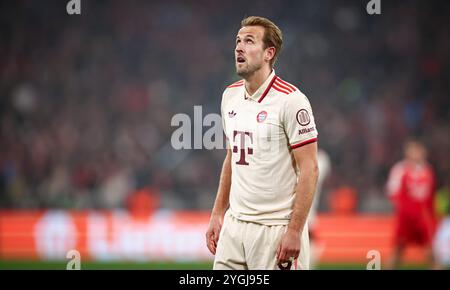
[1,0,449,212]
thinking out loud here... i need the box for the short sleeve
[283,91,318,149]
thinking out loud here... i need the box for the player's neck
[244,66,272,96]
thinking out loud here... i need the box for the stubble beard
[236,61,262,78]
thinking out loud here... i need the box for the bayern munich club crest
[296,109,310,126]
[257,111,268,123]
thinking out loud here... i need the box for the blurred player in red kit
[386,139,437,269]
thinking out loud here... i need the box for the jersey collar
[244,70,277,103]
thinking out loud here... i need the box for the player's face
[235,26,267,77]
[405,142,427,164]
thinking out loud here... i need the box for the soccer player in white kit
[206,16,319,270]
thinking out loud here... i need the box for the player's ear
[265,47,276,63]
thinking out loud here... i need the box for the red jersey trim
[276,77,297,92]
[275,78,295,93]
[227,80,244,88]
[290,138,317,149]
[257,75,277,103]
[227,84,243,88]
[272,83,290,94]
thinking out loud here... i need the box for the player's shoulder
[223,79,244,93]
[390,161,408,175]
[222,79,244,101]
[274,77,311,108]
[222,79,244,107]
[393,160,406,169]
[273,76,310,101]
[423,162,436,175]
[272,76,300,96]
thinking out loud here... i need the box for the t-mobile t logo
[233,131,253,165]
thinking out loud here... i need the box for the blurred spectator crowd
[0,0,449,211]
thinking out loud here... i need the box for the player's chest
[405,169,432,185]
[224,99,283,138]
[404,170,433,199]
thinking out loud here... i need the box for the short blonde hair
[241,16,283,67]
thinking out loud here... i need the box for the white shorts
[213,211,310,270]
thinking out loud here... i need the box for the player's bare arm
[206,149,232,255]
[277,142,319,263]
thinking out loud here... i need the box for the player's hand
[205,214,224,255]
[276,228,300,269]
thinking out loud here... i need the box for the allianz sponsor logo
[299,127,315,135]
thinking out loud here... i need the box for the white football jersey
[221,70,318,225]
